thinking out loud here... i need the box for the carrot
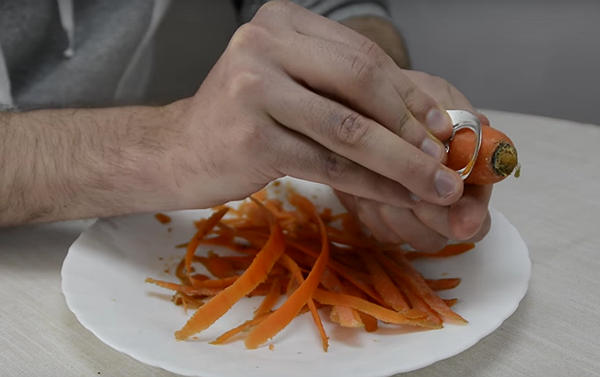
[145,278,222,297]
[425,278,461,291]
[184,207,229,277]
[210,313,270,345]
[361,252,410,312]
[196,251,238,278]
[443,298,458,307]
[312,289,441,329]
[447,125,519,185]
[244,194,330,350]
[382,250,467,324]
[339,280,378,332]
[174,200,285,341]
[147,185,475,350]
[190,276,239,289]
[254,277,282,317]
[154,213,172,224]
[320,267,363,328]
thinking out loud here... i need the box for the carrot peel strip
[184,207,229,276]
[244,194,330,350]
[174,201,285,341]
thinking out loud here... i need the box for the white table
[1,110,599,376]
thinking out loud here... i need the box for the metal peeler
[445,110,482,180]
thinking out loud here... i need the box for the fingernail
[420,137,443,160]
[435,169,459,199]
[426,109,449,133]
[409,193,421,203]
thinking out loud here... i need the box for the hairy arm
[0,104,183,227]
[340,15,411,69]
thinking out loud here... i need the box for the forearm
[0,104,182,227]
[340,15,411,69]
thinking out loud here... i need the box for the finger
[413,183,493,241]
[336,192,403,244]
[261,121,418,209]
[279,35,448,160]
[265,78,463,205]
[253,2,452,147]
[374,199,448,252]
[465,210,491,244]
[449,184,493,240]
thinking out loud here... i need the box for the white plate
[62,178,530,377]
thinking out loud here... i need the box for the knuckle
[255,0,291,20]
[336,112,370,149]
[403,151,427,178]
[358,38,388,67]
[348,53,377,85]
[228,69,264,99]
[324,153,353,182]
[395,110,414,136]
[229,23,268,52]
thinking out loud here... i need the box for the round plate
[62,178,530,377]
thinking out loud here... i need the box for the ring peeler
[444,110,482,180]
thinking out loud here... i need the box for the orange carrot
[425,278,461,291]
[320,267,363,327]
[184,207,229,276]
[244,195,330,350]
[210,313,270,345]
[145,278,221,297]
[195,252,237,279]
[443,298,458,307]
[312,289,441,329]
[148,185,475,350]
[447,125,519,185]
[382,250,467,324]
[361,252,410,312]
[190,276,239,289]
[154,213,172,224]
[174,200,285,341]
[254,277,282,317]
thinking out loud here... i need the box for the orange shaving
[147,184,473,350]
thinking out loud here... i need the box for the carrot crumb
[155,213,172,224]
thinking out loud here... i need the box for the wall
[148,0,600,125]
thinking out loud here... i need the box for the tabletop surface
[1,110,599,377]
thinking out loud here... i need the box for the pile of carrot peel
[146,188,474,351]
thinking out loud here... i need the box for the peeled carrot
[447,125,519,185]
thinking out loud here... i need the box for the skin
[0,1,465,228]
[337,17,492,251]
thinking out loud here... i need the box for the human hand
[162,1,464,214]
[334,70,492,251]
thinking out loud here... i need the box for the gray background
[148,0,600,125]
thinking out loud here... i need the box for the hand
[335,70,492,251]
[162,1,464,214]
